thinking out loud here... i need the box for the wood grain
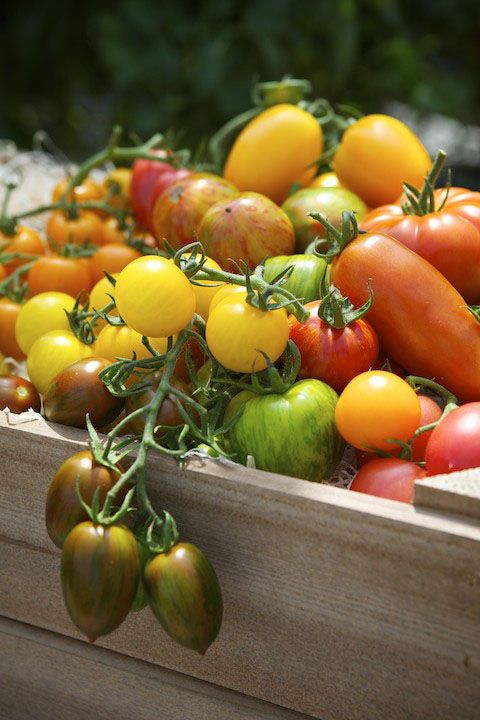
[1,415,480,720]
[0,616,311,720]
[415,471,480,519]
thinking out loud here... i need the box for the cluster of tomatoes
[1,85,480,650]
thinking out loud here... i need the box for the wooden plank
[1,416,480,720]
[0,616,312,720]
[415,471,480,519]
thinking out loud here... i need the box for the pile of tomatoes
[1,82,480,651]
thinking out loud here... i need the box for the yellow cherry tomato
[309,171,342,189]
[89,273,119,313]
[333,114,431,207]
[224,104,323,205]
[27,330,93,394]
[52,177,104,204]
[335,371,421,452]
[94,324,170,362]
[206,296,289,373]
[115,256,195,337]
[208,284,247,314]
[102,168,132,209]
[191,256,223,320]
[15,292,75,355]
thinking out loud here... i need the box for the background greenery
[1,0,479,164]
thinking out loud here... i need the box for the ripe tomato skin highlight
[309,172,342,189]
[15,291,75,355]
[45,450,124,548]
[27,330,93,395]
[351,458,427,503]
[0,226,45,274]
[334,114,431,207]
[224,104,323,205]
[0,297,24,360]
[425,403,480,475]
[115,255,195,338]
[331,231,480,403]
[89,243,141,285]
[61,522,140,642]
[46,210,105,247]
[27,255,92,297]
[199,192,295,271]
[206,296,290,373]
[288,301,379,393]
[0,374,41,413]
[335,371,421,452]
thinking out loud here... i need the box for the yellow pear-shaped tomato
[224,104,323,205]
[333,114,431,207]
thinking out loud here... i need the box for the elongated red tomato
[331,231,480,402]
[362,187,480,303]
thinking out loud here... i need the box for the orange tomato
[46,210,105,248]
[224,104,322,204]
[0,226,45,274]
[27,255,92,297]
[52,177,104,204]
[0,297,25,360]
[333,114,431,207]
[0,264,6,282]
[101,217,127,244]
[102,168,132,209]
[89,244,141,285]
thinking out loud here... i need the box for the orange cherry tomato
[335,371,421,452]
[89,244,141,285]
[27,255,92,297]
[0,297,25,360]
[46,210,105,248]
[0,264,6,282]
[102,168,132,210]
[52,177,104,204]
[0,226,45,274]
[334,114,431,207]
[101,217,128,245]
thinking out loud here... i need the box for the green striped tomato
[144,542,223,654]
[225,379,344,482]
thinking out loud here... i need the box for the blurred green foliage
[1,0,479,159]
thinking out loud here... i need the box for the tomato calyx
[309,210,362,262]
[401,150,447,216]
[317,265,374,329]
[245,340,301,396]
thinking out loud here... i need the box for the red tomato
[288,301,379,393]
[425,403,480,475]
[351,458,427,503]
[130,150,173,228]
[27,255,92,297]
[411,395,443,462]
[146,168,192,233]
[362,187,480,303]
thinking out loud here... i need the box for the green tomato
[282,187,367,252]
[225,379,344,482]
[263,254,326,304]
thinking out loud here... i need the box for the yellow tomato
[206,296,289,373]
[27,330,93,394]
[115,256,195,337]
[102,167,132,209]
[333,114,431,207]
[15,292,75,355]
[191,256,223,319]
[335,371,421,452]
[94,324,170,362]
[209,284,247,314]
[224,104,323,205]
[309,172,342,189]
[89,273,119,314]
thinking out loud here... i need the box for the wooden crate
[1,414,479,720]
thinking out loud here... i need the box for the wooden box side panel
[1,417,480,720]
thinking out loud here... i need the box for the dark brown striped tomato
[144,542,223,654]
[0,374,41,413]
[130,542,153,613]
[61,522,140,642]
[43,357,124,429]
[45,451,124,548]
[125,377,193,436]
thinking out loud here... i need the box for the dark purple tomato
[43,357,124,429]
[45,450,125,548]
[0,374,41,413]
[61,522,140,642]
